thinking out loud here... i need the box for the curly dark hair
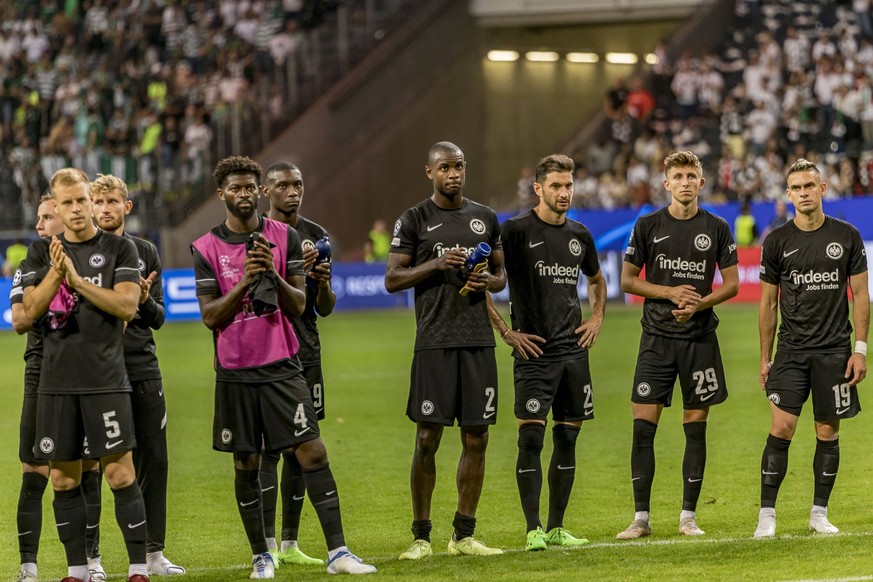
[213,156,263,188]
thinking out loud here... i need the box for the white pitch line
[95,530,873,578]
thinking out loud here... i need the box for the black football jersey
[20,230,141,394]
[292,215,329,365]
[625,207,738,339]
[760,216,867,352]
[502,210,601,359]
[123,233,165,381]
[390,198,503,350]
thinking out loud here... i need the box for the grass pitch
[1,304,872,581]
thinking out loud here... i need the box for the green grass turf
[1,304,872,581]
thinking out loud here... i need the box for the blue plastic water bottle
[306,236,331,287]
[459,242,491,296]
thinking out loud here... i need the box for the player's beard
[544,196,569,216]
[226,198,256,220]
[99,215,124,233]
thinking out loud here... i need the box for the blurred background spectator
[0,0,424,238]
[364,218,390,264]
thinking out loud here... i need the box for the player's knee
[632,418,658,449]
[814,422,839,441]
[295,438,328,469]
[683,421,707,445]
[261,451,281,468]
[462,426,489,454]
[517,423,545,455]
[103,464,136,489]
[552,423,580,450]
[21,471,48,500]
[415,428,443,457]
[233,452,261,471]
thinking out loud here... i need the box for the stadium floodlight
[566,52,600,63]
[487,50,520,62]
[525,50,560,62]
[644,52,659,65]
[605,52,639,64]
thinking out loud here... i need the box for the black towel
[248,271,278,316]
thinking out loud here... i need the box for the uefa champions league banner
[0,263,414,330]
[157,264,415,322]
[3,244,872,330]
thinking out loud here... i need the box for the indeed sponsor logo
[656,254,706,272]
[534,260,579,284]
[433,243,475,257]
[82,273,103,287]
[535,260,580,278]
[790,268,839,285]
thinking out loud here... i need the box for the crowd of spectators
[553,0,873,211]
[0,0,418,233]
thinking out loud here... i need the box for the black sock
[81,470,102,559]
[760,434,791,508]
[411,519,432,543]
[259,452,280,540]
[280,451,305,542]
[546,424,580,531]
[516,423,545,532]
[53,488,88,567]
[235,468,267,554]
[631,419,658,513]
[452,511,476,540]
[813,438,840,507]
[682,422,707,512]
[303,462,345,550]
[111,483,147,565]
[18,472,48,564]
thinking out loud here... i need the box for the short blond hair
[49,168,90,197]
[787,158,821,178]
[90,174,130,201]
[663,151,703,177]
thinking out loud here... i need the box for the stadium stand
[565,0,873,211]
[0,0,425,234]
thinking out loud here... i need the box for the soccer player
[385,141,506,559]
[90,174,185,575]
[258,161,334,567]
[191,156,374,577]
[754,159,869,538]
[617,150,739,539]
[11,195,65,582]
[485,154,606,551]
[20,168,150,582]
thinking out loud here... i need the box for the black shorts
[765,350,861,421]
[19,373,41,463]
[631,331,728,409]
[513,355,593,422]
[213,374,320,454]
[302,362,325,420]
[408,347,498,427]
[35,392,137,462]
